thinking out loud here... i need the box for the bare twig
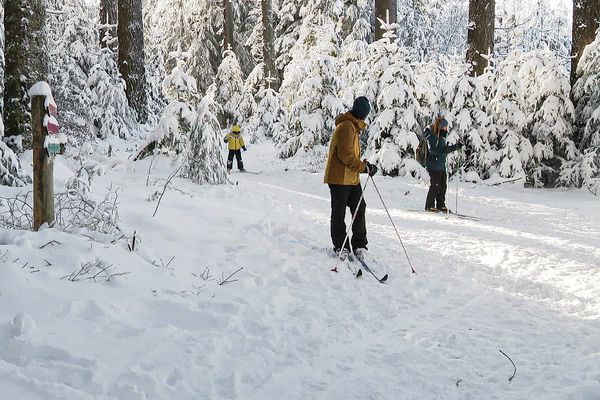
[586,184,598,197]
[40,240,62,249]
[160,256,175,269]
[146,156,157,187]
[44,259,52,266]
[218,267,244,286]
[152,161,186,218]
[127,230,137,252]
[499,349,516,382]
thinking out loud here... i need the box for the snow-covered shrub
[181,95,228,185]
[0,141,27,186]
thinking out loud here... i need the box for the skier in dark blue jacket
[424,117,463,212]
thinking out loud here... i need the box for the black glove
[242,146,247,151]
[364,160,378,177]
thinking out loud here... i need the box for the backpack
[415,133,430,167]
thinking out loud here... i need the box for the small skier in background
[224,125,247,173]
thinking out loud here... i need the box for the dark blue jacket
[425,128,460,172]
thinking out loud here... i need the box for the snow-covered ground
[1,142,600,399]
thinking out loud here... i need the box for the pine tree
[365,24,422,177]
[561,30,600,192]
[490,57,529,178]
[118,0,148,123]
[88,45,136,140]
[277,17,344,158]
[3,0,47,150]
[518,48,576,186]
[466,0,495,77]
[446,72,496,179]
[137,46,198,157]
[46,0,97,141]
[181,94,228,185]
[246,87,288,143]
[210,49,256,127]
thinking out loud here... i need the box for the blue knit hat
[350,96,371,120]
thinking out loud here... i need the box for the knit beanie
[350,96,371,120]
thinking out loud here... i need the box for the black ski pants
[329,183,367,252]
[425,170,447,209]
[227,150,243,170]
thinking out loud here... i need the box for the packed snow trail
[1,143,599,399]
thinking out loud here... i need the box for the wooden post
[32,95,54,230]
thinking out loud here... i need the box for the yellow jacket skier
[224,125,247,172]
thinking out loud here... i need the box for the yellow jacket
[224,132,246,151]
[324,113,367,185]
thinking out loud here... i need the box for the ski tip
[379,274,388,283]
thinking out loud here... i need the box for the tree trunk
[375,0,397,41]
[223,0,234,53]
[261,0,278,90]
[3,0,47,149]
[466,0,495,77]
[99,0,118,49]
[118,0,148,123]
[571,0,600,85]
[32,95,54,231]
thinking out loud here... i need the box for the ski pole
[332,177,370,273]
[455,151,462,214]
[368,175,416,274]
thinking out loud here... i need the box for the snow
[1,142,600,399]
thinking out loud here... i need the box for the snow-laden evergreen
[561,30,600,192]
[490,58,529,179]
[181,94,228,185]
[87,44,136,140]
[518,48,576,186]
[46,0,96,141]
[136,46,199,158]
[246,87,288,144]
[209,49,255,128]
[365,36,422,176]
[445,72,496,180]
[277,17,344,158]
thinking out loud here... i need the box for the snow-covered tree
[181,95,228,185]
[518,48,576,186]
[365,33,422,176]
[445,72,496,179]
[277,18,345,158]
[561,30,600,191]
[0,141,27,186]
[490,58,529,178]
[46,0,97,141]
[3,0,47,149]
[246,87,288,143]
[118,0,148,123]
[87,45,136,140]
[210,49,255,127]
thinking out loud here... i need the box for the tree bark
[466,0,495,77]
[118,0,148,123]
[3,0,47,148]
[32,96,54,231]
[223,0,234,53]
[571,0,600,85]
[261,0,278,90]
[375,0,397,41]
[99,0,118,49]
